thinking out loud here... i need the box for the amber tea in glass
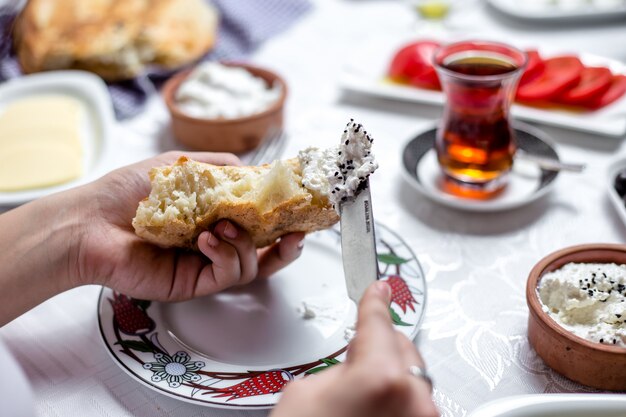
[433,41,527,198]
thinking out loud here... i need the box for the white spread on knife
[175,62,281,119]
[0,95,83,191]
[299,119,378,211]
[538,262,626,348]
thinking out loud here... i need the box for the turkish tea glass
[433,41,527,199]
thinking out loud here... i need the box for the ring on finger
[408,365,433,392]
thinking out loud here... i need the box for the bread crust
[133,157,339,249]
[14,0,218,81]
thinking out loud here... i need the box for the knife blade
[339,179,379,305]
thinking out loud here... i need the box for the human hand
[271,281,438,417]
[73,151,305,301]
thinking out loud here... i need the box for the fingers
[395,333,439,417]
[184,152,242,167]
[196,221,258,291]
[212,220,258,285]
[395,332,425,369]
[348,281,400,366]
[154,151,242,167]
[257,233,305,279]
[194,224,304,294]
[196,229,242,293]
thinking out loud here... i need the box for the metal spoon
[516,150,586,173]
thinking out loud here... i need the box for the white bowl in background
[469,394,626,417]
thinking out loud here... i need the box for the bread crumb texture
[133,157,339,248]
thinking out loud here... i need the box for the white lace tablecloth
[2,1,626,416]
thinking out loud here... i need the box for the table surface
[2,1,626,416]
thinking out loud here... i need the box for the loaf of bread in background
[133,157,340,249]
[13,0,218,81]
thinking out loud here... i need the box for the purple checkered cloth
[0,0,311,119]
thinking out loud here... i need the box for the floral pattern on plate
[98,224,426,409]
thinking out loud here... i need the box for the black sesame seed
[345,140,349,145]
[588,290,594,296]
[600,338,604,343]
[613,339,617,344]
[350,118,354,121]
[334,172,339,176]
[617,314,622,318]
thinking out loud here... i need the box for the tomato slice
[583,74,626,110]
[388,40,441,89]
[516,56,583,102]
[519,50,545,86]
[556,66,612,105]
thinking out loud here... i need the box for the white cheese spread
[297,298,345,321]
[538,262,626,348]
[299,119,378,210]
[175,62,281,119]
[343,323,357,343]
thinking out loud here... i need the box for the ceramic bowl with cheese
[162,62,287,153]
[526,244,626,391]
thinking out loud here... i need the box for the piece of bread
[133,157,340,249]
[13,0,218,81]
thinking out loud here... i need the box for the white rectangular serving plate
[487,0,626,23]
[469,394,626,417]
[339,40,626,138]
[0,71,115,206]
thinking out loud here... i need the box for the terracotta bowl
[527,244,626,391]
[162,63,287,153]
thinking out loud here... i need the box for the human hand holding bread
[77,151,309,304]
[108,119,372,303]
[0,121,438,416]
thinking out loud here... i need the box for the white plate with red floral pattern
[97,224,426,409]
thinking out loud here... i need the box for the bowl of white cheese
[163,61,286,153]
[527,244,626,391]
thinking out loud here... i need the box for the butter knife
[339,179,379,305]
